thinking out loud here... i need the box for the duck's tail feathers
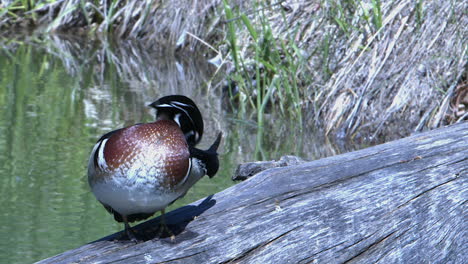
[208,132,222,153]
[190,132,222,178]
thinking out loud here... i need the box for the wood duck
[88,95,222,241]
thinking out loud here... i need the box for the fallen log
[38,122,467,264]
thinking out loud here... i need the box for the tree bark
[37,122,467,264]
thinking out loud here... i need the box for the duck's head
[150,95,204,146]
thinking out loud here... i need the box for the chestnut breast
[99,120,190,189]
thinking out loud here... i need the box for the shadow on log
[38,122,467,264]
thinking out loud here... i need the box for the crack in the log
[448,158,468,168]
[219,225,302,264]
[373,228,412,263]
[249,196,276,206]
[302,218,418,263]
[390,176,459,214]
[337,231,379,253]
[297,240,348,264]
[411,156,467,174]
[343,230,398,263]
[185,236,208,250]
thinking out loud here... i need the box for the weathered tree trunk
[38,122,467,264]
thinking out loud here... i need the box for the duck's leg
[122,215,138,242]
[158,209,175,241]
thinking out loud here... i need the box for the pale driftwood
[38,122,467,264]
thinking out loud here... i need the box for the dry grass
[1,0,466,140]
[260,0,467,139]
[1,0,226,51]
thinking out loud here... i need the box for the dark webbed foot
[123,215,139,243]
[157,209,175,241]
[125,227,138,243]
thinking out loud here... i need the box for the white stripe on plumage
[97,138,109,170]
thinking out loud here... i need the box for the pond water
[0,39,375,263]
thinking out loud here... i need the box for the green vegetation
[222,0,304,127]
[0,0,466,139]
[217,0,466,138]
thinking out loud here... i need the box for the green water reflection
[0,40,370,263]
